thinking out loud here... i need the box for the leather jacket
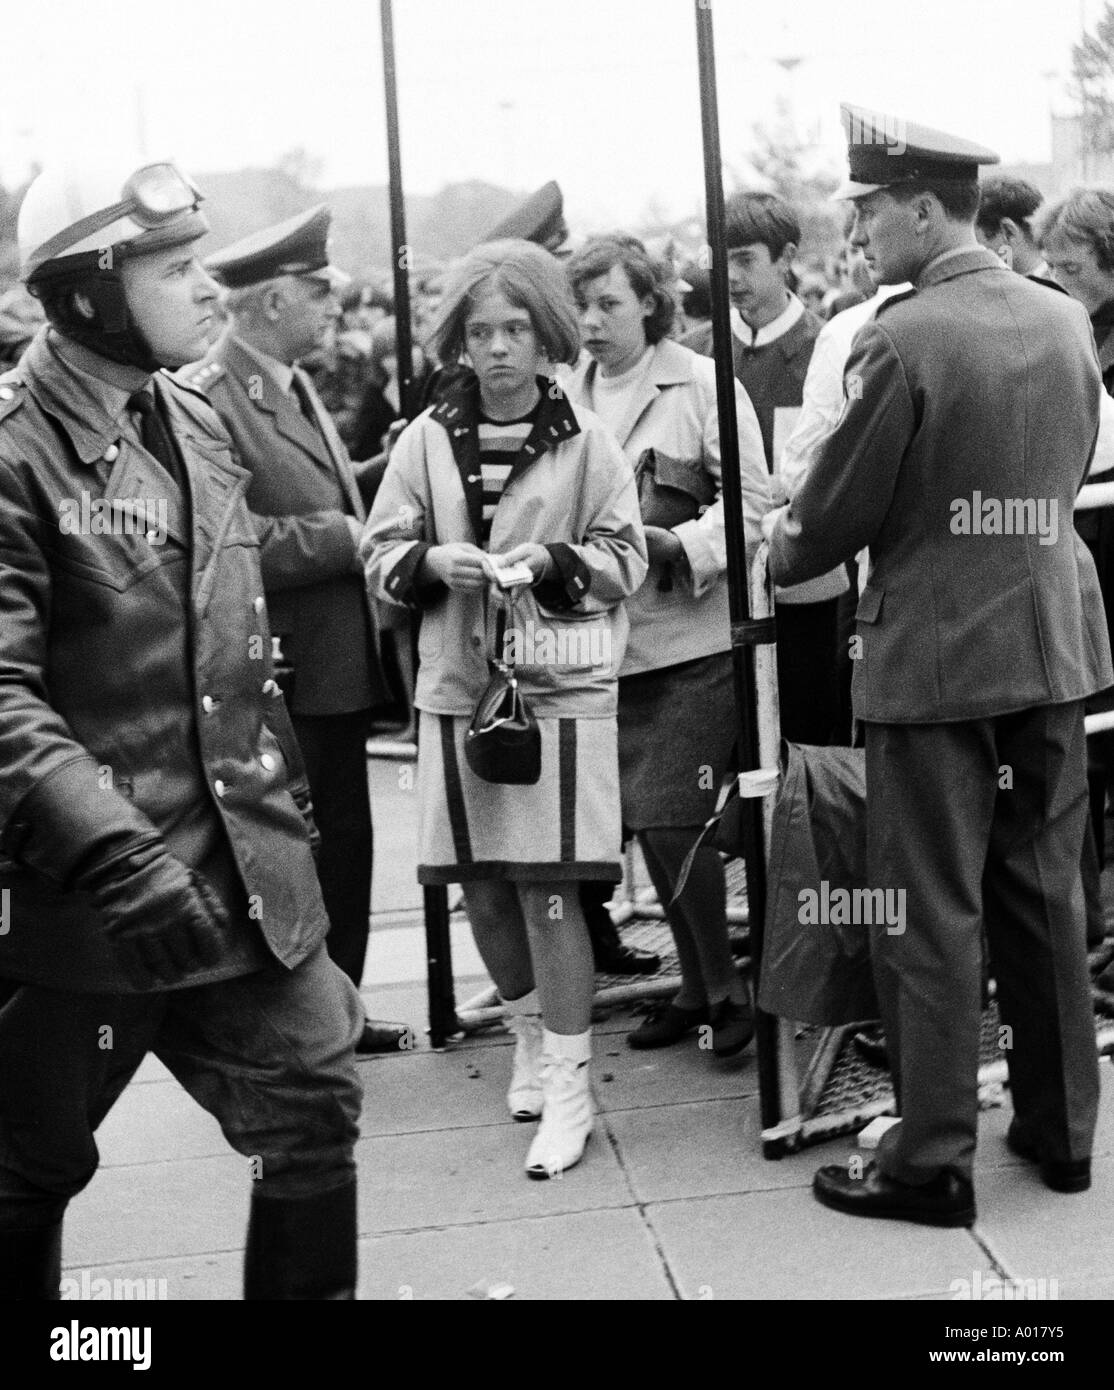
[0,328,329,992]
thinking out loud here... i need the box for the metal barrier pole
[424,885,459,1049]
[694,0,780,1132]
[380,0,456,1046]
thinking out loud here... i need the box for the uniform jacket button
[0,387,13,401]
[214,779,227,798]
[262,679,280,696]
[254,596,265,613]
[102,443,119,462]
[202,695,215,713]
[260,753,277,771]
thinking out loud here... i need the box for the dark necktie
[128,387,184,490]
[289,370,321,431]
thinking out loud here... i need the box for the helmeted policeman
[768,105,1111,1225]
[0,157,365,1299]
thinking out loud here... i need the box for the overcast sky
[0,0,1104,228]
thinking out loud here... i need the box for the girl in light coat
[362,240,647,1178]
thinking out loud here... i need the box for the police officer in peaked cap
[483,180,569,254]
[766,105,1111,1224]
[184,206,414,1056]
[0,158,365,1299]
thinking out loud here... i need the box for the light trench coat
[564,338,771,675]
[361,374,648,719]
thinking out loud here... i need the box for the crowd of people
[3,97,1114,1297]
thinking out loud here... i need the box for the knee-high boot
[243,1178,357,1300]
[0,1220,63,1300]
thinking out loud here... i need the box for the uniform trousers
[0,944,365,1234]
[292,709,374,987]
[866,701,1099,1185]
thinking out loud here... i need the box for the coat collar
[22,327,151,466]
[430,370,581,544]
[915,245,1005,292]
[571,337,697,448]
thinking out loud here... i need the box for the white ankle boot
[525,1029,593,1179]
[502,990,544,1121]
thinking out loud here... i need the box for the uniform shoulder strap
[0,369,27,426]
[176,358,227,397]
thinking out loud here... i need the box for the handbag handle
[487,584,521,676]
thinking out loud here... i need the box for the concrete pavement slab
[354,1121,632,1234]
[64,1155,248,1266]
[591,1029,759,1113]
[1056,1276,1114,1299]
[369,758,422,915]
[60,1251,240,1302]
[59,1209,678,1302]
[357,1046,519,1135]
[93,1080,228,1165]
[356,1208,675,1300]
[965,1156,1114,1289]
[604,1096,824,1202]
[645,1189,993,1300]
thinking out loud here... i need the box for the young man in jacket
[0,159,365,1299]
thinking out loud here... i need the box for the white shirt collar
[734,293,805,349]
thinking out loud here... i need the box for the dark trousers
[292,710,373,987]
[866,702,1099,1184]
[0,945,364,1234]
[775,598,840,746]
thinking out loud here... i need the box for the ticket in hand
[486,557,535,589]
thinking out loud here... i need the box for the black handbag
[464,594,542,785]
[634,447,715,592]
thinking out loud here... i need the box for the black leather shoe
[813,1160,976,1227]
[356,1019,415,1054]
[1006,1120,1091,1193]
[852,1023,889,1069]
[710,996,755,1058]
[627,1001,708,1049]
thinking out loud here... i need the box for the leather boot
[502,989,544,1122]
[525,1029,593,1180]
[0,1220,63,1299]
[243,1179,357,1300]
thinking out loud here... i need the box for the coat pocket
[506,593,615,677]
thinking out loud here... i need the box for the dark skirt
[618,651,737,830]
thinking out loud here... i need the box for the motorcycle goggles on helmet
[25,163,206,278]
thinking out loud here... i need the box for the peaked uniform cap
[481,181,567,248]
[205,204,350,289]
[834,104,999,200]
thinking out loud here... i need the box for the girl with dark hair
[565,235,771,1060]
[363,239,647,1179]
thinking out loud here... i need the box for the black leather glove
[81,838,229,989]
